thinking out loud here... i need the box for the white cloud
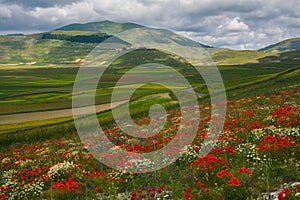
[225,17,249,32]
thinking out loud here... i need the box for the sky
[0,0,299,50]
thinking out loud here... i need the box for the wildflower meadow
[1,87,300,199]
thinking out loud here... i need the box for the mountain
[56,21,212,48]
[259,37,300,52]
[0,20,212,64]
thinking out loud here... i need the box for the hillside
[259,37,300,52]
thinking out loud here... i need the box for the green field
[1,65,299,134]
[1,50,299,114]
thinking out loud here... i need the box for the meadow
[0,47,300,199]
[0,86,299,199]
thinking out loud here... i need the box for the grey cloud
[0,0,81,8]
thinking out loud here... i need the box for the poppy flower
[278,192,284,200]
[94,186,100,193]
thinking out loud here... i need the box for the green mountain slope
[259,37,300,52]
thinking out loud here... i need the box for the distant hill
[259,37,300,52]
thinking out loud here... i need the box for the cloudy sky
[0,0,299,49]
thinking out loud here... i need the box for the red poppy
[131,192,137,199]
[228,177,240,187]
[283,188,290,195]
[196,182,205,188]
[232,178,240,187]
[94,186,100,193]
[184,191,192,199]
[238,167,252,175]
[278,192,284,200]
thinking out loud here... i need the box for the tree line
[41,33,111,43]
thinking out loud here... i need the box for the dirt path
[0,101,127,125]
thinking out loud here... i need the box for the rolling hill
[259,37,300,52]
